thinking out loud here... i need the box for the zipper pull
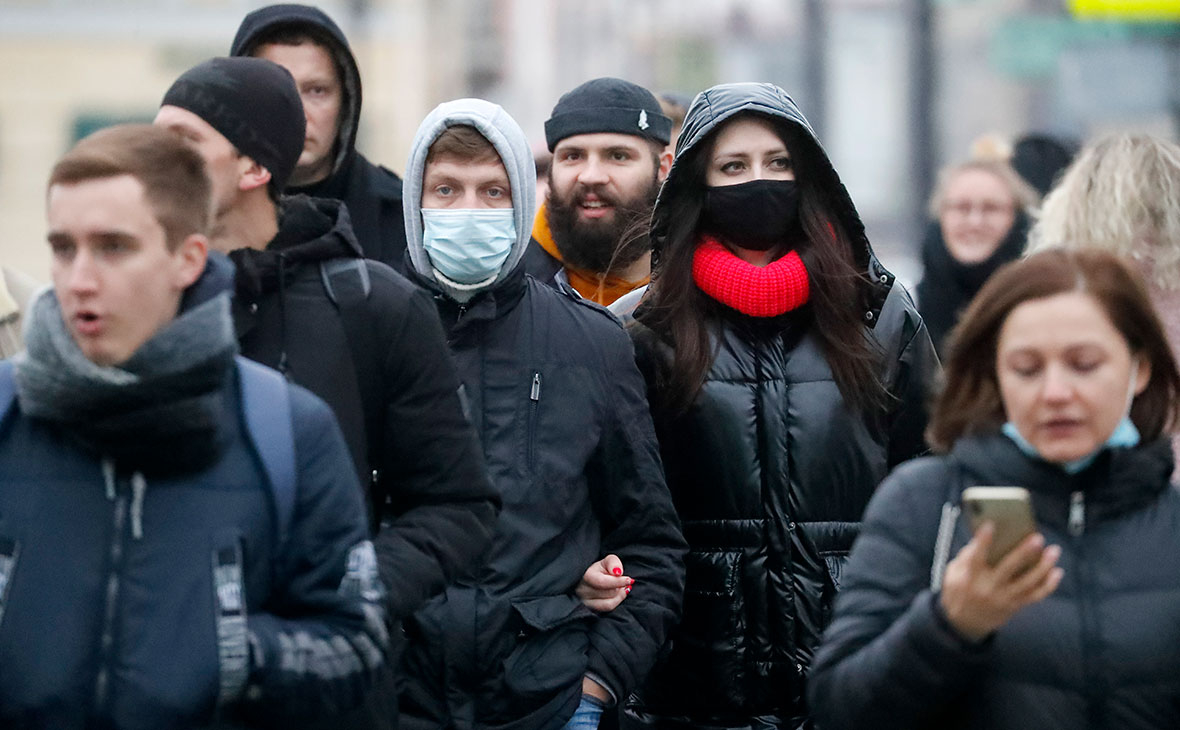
[456,305,468,325]
[1069,490,1085,536]
[530,373,541,401]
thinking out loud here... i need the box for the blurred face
[255,41,342,187]
[47,175,206,366]
[997,291,1150,464]
[421,156,512,210]
[154,105,246,222]
[939,169,1017,264]
[705,116,794,187]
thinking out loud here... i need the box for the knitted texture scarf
[692,235,810,317]
[12,265,238,477]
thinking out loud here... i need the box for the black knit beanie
[161,57,306,192]
[544,77,671,152]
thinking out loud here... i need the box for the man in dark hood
[155,57,500,727]
[230,3,410,271]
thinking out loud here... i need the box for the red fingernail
[629,578,635,586]
[625,586,631,594]
[612,567,622,576]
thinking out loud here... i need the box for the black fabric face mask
[701,179,800,251]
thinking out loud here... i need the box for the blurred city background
[2,0,1178,285]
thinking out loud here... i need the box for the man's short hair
[427,125,502,165]
[49,124,211,250]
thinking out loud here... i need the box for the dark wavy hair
[928,248,1180,451]
[639,111,886,413]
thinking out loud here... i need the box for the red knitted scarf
[691,235,810,317]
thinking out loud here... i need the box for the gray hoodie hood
[403,98,536,300]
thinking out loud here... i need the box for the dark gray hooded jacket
[399,98,687,730]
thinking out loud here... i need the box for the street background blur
[2,0,1178,285]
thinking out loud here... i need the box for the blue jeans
[564,694,607,730]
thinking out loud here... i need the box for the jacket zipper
[1069,489,1105,728]
[527,372,541,472]
[93,484,129,715]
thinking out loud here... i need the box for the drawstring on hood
[230,195,360,379]
[403,99,536,302]
[102,458,117,502]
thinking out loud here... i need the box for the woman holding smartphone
[623,82,937,729]
[810,248,1180,730]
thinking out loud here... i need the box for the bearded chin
[547,185,657,275]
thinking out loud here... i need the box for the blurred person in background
[810,249,1180,730]
[231,3,409,271]
[0,265,40,359]
[623,82,937,730]
[0,123,387,728]
[1027,132,1180,470]
[917,153,1039,357]
[658,91,692,157]
[156,56,499,728]
[1010,132,1079,198]
[525,78,674,306]
[398,97,685,730]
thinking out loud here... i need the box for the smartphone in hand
[963,486,1036,566]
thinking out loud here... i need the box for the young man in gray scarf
[0,123,387,728]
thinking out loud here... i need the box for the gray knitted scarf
[12,287,238,476]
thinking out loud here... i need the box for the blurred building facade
[2,0,1177,284]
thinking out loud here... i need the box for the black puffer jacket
[810,433,1180,730]
[231,5,409,272]
[230,195,498,623]
[627,83,937,726]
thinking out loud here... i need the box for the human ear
[173,233,209,289]
[238,157,273,194]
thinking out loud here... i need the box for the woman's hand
[939,522,1064,642]
[575,554,634,612]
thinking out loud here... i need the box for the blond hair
[1027,133,1180,291]
[927,158,1040,219]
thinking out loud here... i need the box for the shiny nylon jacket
[629,83,938,725]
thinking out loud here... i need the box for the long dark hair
[640,112,887,413]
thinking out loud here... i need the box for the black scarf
[916,212,1028,357]
[12,256,238,477]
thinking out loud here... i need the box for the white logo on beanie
[638,109,649,130]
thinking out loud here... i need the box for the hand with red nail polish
[575,553,632,612]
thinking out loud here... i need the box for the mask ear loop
[1122,356,1142,421]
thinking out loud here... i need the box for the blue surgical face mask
[421,208,516,285]
[1002,358,1143,474]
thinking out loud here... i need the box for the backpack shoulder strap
[0,360,15,426]
[320,258,371,307]
[236,356,297,548]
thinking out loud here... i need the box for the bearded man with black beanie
[524,77,674,307]
[156,57,500,728]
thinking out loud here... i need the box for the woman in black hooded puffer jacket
[621,82,938,729]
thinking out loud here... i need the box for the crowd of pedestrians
[2,3,1180,729]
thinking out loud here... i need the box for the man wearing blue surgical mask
[400,99,686,730]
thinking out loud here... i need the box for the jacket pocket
[502,595,593,699]
[0,535,19,631]
[211,531,249,708]
[647,549,746,711]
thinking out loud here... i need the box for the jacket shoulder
[352,154,403,202]
[531,276,625,329]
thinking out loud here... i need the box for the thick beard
[546,172,659,276]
